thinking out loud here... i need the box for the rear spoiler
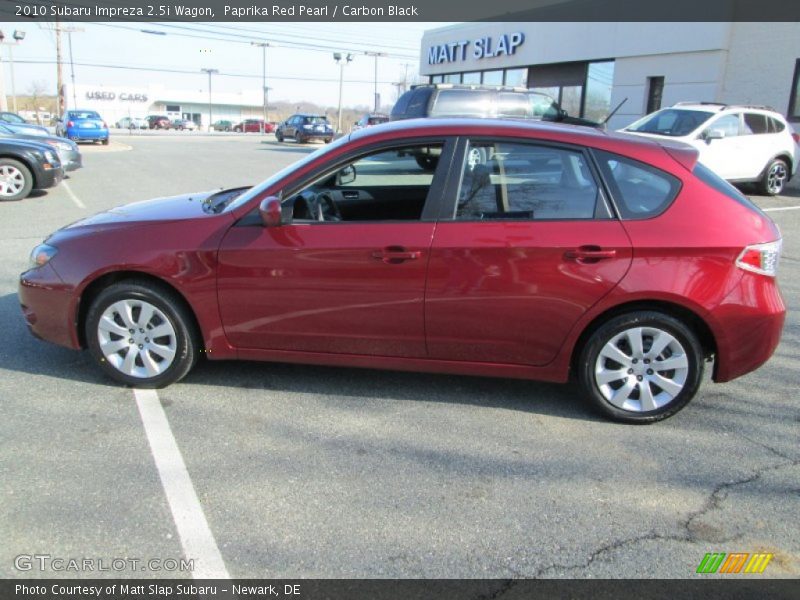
[657,139,699,172]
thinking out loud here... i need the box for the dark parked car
[0,137,63,201]
[19,119,785,423]
[212,120,234,132]
[55,110,109,144]
[234,119,275,133]
[390,84,601,128]
[353,113,390,130]
[0,123,82,172]
[0,111,49,136]
[275,114,333,143]
[146,115,171,130]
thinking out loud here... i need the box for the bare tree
[24,81,49,124]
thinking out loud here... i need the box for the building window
[504,68,528,87]
[646,76,665,115]
[462,72,481,84]
[165,104,181,113]
[789,59,800,121]
[444,73,462,84]
[482,70,503,86]
[430,75,444,84]
[584,61,615,122]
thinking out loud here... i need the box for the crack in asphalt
[526,456,799,578]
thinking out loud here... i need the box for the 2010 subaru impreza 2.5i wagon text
[19,119,786,423]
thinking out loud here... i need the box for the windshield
[69,111,102,120]
[626,109,714,137]
[304,116,329,124]
[224,135,351,213]
[1,113,26,124]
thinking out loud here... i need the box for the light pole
[0,30,26,113]
[333,53,353,135]
[201,68,218,131]
[251,42,270,134]
[364,51,386,113]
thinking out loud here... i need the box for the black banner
[3,579,800,600]
[3,0,800,22]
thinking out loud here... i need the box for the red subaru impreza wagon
[19,119,785,423]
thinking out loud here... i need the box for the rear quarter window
[594,150,681,219]
[431,90,492,117]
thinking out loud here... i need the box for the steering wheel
[315,192,342,222]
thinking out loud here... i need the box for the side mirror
[704,128,725,141]
[337,165,356,186]
[259,196,282,227]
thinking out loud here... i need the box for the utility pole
[0,30,25,112]
[333,53,353,135]
[364,51,386,112]
[201,68,218,131]
[55,18,65,119]
[251,42,270,134]
[65,28,85,109]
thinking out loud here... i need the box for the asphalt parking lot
[1,133,798,579]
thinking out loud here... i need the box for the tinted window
[496,92,530,118]
[404,88,433,118]
[595,150,681,219]
[626,109,713,137]
[303,116,328,124]
[432,90,492,117]
[768,117,786,133]
[455,141,600,220]
[0,112,26,124]
[68,111,101,120]
[391,90,413,116]
[743,113,768,135]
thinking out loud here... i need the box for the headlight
[44,150,59,165]
[28,244,58,270]
[47,141,73,152]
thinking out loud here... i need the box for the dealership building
[64,83,265,127]
[420,22,800,129]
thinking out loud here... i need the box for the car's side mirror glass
[259,196,283,227]
[337,165,356,186]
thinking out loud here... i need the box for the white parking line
[763,205,800,212]
[134,388,230,579]
[61,180,86,209]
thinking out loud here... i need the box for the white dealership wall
[420,22,800,130]
[64,83,264,127]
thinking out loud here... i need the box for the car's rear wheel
[759,158,789,196]
[577,311,703,423]
[101,138,109,145]
[0,159,34,201]
[86,281,199,388]
[276,131,284,142]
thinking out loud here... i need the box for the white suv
[621,103,799,195]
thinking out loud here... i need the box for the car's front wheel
[577,311,703,423]
[0,159,34,201]
[759,158,789,196]
[85,281,199,388]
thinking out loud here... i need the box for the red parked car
[19,119,785,423]
[234,119,275,133]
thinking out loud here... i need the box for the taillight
[736,239,782,277]
[67,120,74,127]
[792,132,800,145]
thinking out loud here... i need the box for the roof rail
[673,101,777,111]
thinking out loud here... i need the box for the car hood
[4,122,48,135]
[61,189,236,230]
[0,137,54,153]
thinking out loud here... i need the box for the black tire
[0,158,34,201]
[325,137,333,144]
[85,280,199,388]
[101,138,110,146]
[276,131,284,142]
[577,311,704,424]
[296,134,306,144]
[758,158,789,196]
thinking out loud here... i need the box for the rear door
[425,137,632,366]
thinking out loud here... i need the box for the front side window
[454,141,600,221]
[0,112,26,124]
[285,144,445,222]
[595,150,681,219]
[706,113,740,138]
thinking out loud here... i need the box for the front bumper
[57,149,82,171]
[711,274,786,382]
[36,166,64,190]
[19,263,80,350]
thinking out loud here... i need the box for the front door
[217,141,451,357]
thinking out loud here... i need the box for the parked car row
[0,111,83,201]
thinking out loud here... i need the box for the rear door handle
[371,246,422,264]
[565,246,617,263]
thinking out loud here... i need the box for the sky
[1,21,452,109]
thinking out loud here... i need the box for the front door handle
[565,246,617,263]
[371,246,422,264]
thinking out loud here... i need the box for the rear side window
[743,113,768,135]
[432,90,492,117]
[401,88,433,118]
[768,117,786,133]
[594,150,681,219]
[692,162,765,215]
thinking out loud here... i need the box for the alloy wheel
[97,299,177,378]
[0,165,25,197]
[594,326,690,412]
[767,163,787,195]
